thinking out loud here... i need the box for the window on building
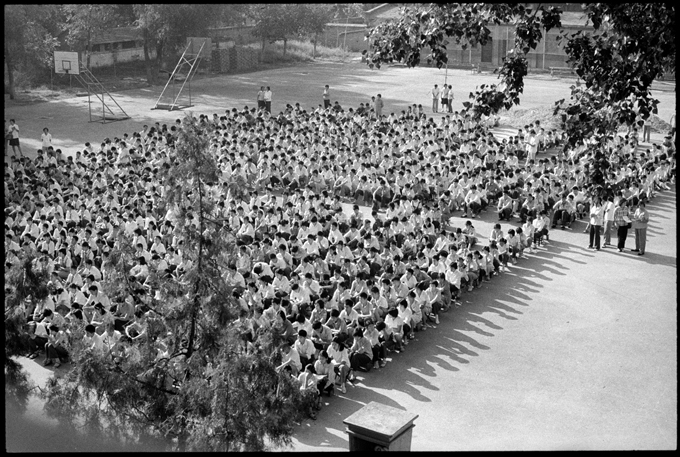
[122,40,137,50]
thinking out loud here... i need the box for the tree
[299,4,335,58]
[62,5,125,69]
[364,3,675,194]
[41,115,309,451]
[553,4,675,196]
[5,252,50,413]
[249,4,306,55]
[4,5,61,99]
[132,4,223,85]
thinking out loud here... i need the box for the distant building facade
[73,27,156,69]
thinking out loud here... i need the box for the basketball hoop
[54,52,79,75]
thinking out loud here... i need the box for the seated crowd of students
[4,95,675,419]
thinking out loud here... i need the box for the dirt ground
[5,60,677,452]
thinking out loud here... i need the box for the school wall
[87,47,157,69]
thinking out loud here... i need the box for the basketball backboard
[54,51,80,75]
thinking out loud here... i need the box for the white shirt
[41,132,53,149]
[603,201,616,222]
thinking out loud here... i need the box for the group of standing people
[430,84,454,114]
[256,86,273,113]
[587,197,649,254]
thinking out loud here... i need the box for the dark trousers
[552,209,570,227]
[465,201,481,215]
[28,336,48,354]
[498,207,512,220]
[634,227,647,253]
[46,343,68,360]
[350,352,373,371]
[265,101,271,113]
[371,343,386,362]
[617,225,629,250]
[114,318,130,333]
[589,224,601,249]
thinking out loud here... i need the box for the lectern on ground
[343,402,419,451]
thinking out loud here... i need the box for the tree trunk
[283,38,287,56]
[5,41,16,100]
[261,36,265,51]
[156,40,165,79]
[86,30,92,69]
[142,29,155,86]
[313,33,317,59]
[186,180,204,361]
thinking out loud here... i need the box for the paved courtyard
[5,61,677,451]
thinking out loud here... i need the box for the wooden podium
[343,402,419,451]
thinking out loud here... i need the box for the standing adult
[257,86,265,111]
[264,86,272,113]
[430,84,440,113]
[631,200,649,255]
[525,130,538,165]
[8,119,23,157]
[4,119,9,155]
[613,198,631,252]
[602,196,615,247]
[642,117,652,143]
[41,127,53,151]
[374,94,384,119]
[440,85,449,113]
[587,196,603,250]
[447,84,454,113]
[323,85,331,109]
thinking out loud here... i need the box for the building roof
[365,3,407,22]
[91,27,142,45]
[364,4,590,28]
[559,11,590,27]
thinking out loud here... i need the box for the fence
[211,46,261,74]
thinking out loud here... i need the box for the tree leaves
[366,3,674,194]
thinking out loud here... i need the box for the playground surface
[5,60,677,452]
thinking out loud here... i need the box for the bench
[549,66,575,77]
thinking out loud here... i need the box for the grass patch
[244,39,359,64]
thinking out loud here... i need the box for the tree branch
[113,365,178,396]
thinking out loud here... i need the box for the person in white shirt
[100,323,122,354]
[532,210,550,246]
[588,196,604,250]
[602,196,616,247]
[383,307,405,352]
[83,323,104,353]
[263,86,273,113]
[276,342,301,376]
[327,338,351,393]
[41,127,53,150]
[463,185,483,218]
[430,84,440,113]
[525,130,539,165]
[294,329,316,368]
